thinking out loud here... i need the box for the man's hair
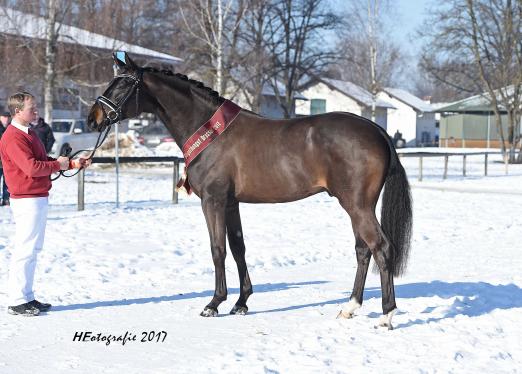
[7,91,35,116]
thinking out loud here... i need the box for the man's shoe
[7,302,40,316]
[29,300,52,312]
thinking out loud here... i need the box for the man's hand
[70,157,92,169]
[57,156,69,170]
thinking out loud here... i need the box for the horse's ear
[113,51,127,68]
[113,51,138,70]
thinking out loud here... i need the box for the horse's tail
[378,134,413,277]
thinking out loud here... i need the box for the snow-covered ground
[0,150,521,373]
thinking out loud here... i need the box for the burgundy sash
[182,100,241,167]
[177,100,241,195]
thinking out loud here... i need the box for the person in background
[0,110,10,131]
[31,115,55,154]
[0,92,91,317]
[0,111,11,205]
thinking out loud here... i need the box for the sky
[329,0,433,56]
[392,0,433,56]
[327,0,434,90]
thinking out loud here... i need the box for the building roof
[261,80,307,100]
[320,78,395,109]
[382,87,434,113]
[0,6,182,64]
[430,102,453,111]
[434,86,518,113]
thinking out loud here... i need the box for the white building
[295,78,395,130]
[378,88,437,147]
[234,80,307,119]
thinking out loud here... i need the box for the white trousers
[7,197,48,305]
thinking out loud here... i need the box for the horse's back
[221,111,391,203]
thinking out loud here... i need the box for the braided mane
[143,67,224,105]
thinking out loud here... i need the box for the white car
[50,119,100,157]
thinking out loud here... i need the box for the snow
[1,151,521,373]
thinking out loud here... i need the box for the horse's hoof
[374,323,394,330]
[336,299,361,319]
[336,310,354,319]
[230,305,248,315]
[374,308,396,330]
[200,307,218,317]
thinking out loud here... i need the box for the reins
[50,124,112,181]
[51,69,143,181]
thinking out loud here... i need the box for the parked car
[136,124,174,147]
[50,119,100,157]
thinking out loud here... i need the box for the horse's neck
[145,73,217,149]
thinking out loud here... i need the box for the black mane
[143,67,224,105]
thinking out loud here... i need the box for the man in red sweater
[0,92,90,316]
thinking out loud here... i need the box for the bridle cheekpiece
[95,69,143,127]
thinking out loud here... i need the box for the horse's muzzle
[87,103,107,132]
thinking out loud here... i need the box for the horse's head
[88,51,144,132]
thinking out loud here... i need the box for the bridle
[95,69,143,126]
[51,69,143,181]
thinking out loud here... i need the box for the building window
[311,99,326,114]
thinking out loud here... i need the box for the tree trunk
[368,0,377,122]
[215,0,223,93]
[44,0,57,124]
[466,0,508,157]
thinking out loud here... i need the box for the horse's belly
[234,170,326,203]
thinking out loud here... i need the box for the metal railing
[397,151,504,181]
[73,151,505,209]
[76,156,183,211]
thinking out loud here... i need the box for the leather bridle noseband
[95,69,143,127]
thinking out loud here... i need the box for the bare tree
[1,0,89,122]
[419,0,522,161]
[43,0,73,123]
[332,0,405,121]
[467,0,522,161]
[229,0,277,112]
[266,0,340,118]
[177,0,247,94]
[2,1,168,119]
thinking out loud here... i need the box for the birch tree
[177,0,246,94]
[2,0,73,123]
[43,0,71,123]
[332,0,404,122]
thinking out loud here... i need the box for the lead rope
[50,124,112,181]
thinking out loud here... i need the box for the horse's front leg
[200,195,228,317]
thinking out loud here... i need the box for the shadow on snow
[50,281,329,312]
[51,280,522,328]
[250,281,522,326]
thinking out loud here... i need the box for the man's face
[0,115,9,126]
[15,98,38,125]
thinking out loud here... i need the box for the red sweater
[0,125,61,198]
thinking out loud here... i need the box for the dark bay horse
[88,52,412,329]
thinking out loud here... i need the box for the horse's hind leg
[337,197,397,328]
[338,234,371,319]
[226,200,253,315]
[352,208,397,329]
